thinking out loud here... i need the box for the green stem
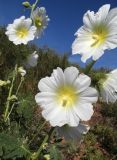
[4,64,18,121]
[30,0,40,17]
[21,145,32,155]
[28,121,46,145]
[34,0,40,9]
[5,77,24,121]
[16,77,24,96]
[31,127,55,160]
[48,127,55,142]
[84,60,96,74]
[31,134,48,160]
[5,103,16,122]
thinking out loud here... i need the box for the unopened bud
[18,67,26,77]
[22,1,31,8]
[8,95,17,101]
[44,154,51,160]
[0,80,11,86]
[42,143,48,149]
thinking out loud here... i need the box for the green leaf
[0,133,29,159]
[17,93,35,120]
[49,145,63,160]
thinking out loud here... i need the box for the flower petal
[35,92,56,107]
[97,4,110,22]
[74,102,94,121]
[74,74,91,92]
[106,8,117,25]
[80,87,98,103]
[38,76,57,92]
[64,67,79,84]
[51,67,65,86]
[42,105,67,127]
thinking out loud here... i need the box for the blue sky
[0,0,117,68]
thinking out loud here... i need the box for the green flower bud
[18,67,26,77]
[8,95,17,101]
[42,143,48,149]
[22,1,31,8]
[0,80,10,86]
[44,154,51,160]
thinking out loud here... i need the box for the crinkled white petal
[74,73,91,93]
[25,51,38,68]
[106,8,117,25]
[42,103,67,127]
[80,87,98,103]
[100,85,117,103]
[35,92,56,107]
[74,102,94,121]
[38,77,58,92]
[66,108,80,126]
[64,66,79,84]
[51,67,65,86]
[97,4,110,22]
[100,69,117,103]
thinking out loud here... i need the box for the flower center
[35,16,42,28]
[16,27,28,38]
[56,85,77,108]
[91,24,108,47]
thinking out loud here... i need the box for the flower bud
[26,51,39,68]
[44,154,50,160]
[22,1,31,8]
[18,67,26,77]
[8,95,17,101]
[42,143,48,149]
[0,80,10,86]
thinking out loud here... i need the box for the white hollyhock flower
[72,4,117,62]
[31,7,50,38]
[99,69,117,103]
[5,16,37,45]
[56,123,90,141]
[35,67,98,127]
[25,51,39,68]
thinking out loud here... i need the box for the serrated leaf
[17,93,35,120]
[0,133,29,159]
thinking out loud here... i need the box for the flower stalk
[4,64,18,121]
[5,76,25,121]
[31,127,55,159]
[84,60,96,74]
[28,121,47,145]
[30,0,40,17]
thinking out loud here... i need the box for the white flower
[35,67,98,127]
[99,69,117,103]
[31,7,50,38]
[56,123,90,141]
[5,16,37,45]
[18,67,26,77]
[25,51,39,68]
[72,4,117,63]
